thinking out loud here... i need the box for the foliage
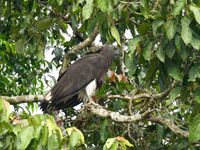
[1,0,200,149]
[0,99,132,150]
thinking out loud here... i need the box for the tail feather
[40,101,50,113]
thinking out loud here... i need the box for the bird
[40,45,120,113]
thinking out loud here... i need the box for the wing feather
[46,53,109,109]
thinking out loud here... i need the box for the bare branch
[0,95,44,104]
[107,80,180,101]
[87,101,153,122]
[149,115,189,138]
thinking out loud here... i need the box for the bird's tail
[40,101,50,113]
[40,90,53,113]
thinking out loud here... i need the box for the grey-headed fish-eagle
[40,45,120,113]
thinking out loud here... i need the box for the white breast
[85,79,97,98]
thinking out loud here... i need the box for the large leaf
[15,126,34,150]
[194,88,200,104]
[82,0,94,20]
[173,0,185,16]
[37,18,53,31]
[190,5,200,24]
[125,53,137,77]
[165,20,176,40]
[97,0,109,12]
[110,25,121,45]
[143,41,153,61]
[181,17,192,45]
[167,63,182,81]
[156,45,165,62]
[165,41,176,58]
[189,114,200,142]
[128,36,142,52]
[15,39,25,53]
[191,36,200,50]
[0,99,11,122]
[152,20,164,37]
[66,127,85,148]
[188,66,200,82]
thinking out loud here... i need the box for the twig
[149,115,189,138]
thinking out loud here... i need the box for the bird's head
[100,44,121,60]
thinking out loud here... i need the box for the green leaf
[128,36,142,52]
[188,66,200,81]
[15,126,34,150]
[172,0,185,16]
[100,119,109,142]
[103,137,133,150]
[57,0,63,6]
[189,114,200,142]
[165,41,176,58]
[191,36,200,50]
[97,0,109,12]
[41,125,48,146]
[0,99,11,122]
[194,88,200,104]
[37,18,53,31]
[156,45,165,62]
[190,5,200,24]
[103,138,116,149]
[165,20,176,40]
[82,0,94,20]
[140,0,150,18]
[143,41,153,61]
[169,87,182,100]
[181,17,192,45]
[152,20,164,37]
[66,127,85,148]
[110,25,121,45]
[15,39,25,53]
[167,63,182,81]
[125,53,137,77]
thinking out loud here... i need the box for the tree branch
[149,115,189,138]
[0,95,44,104]
[107,80,179,101]
[1,94,189,138]
[87,101,153,122]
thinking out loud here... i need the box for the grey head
[99,44,121,60]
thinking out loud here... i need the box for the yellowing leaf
[116,136,133,147]
[66,127,85,148]
[97,0,109,12]
[190,5,200,24]
[82,0,94,20]
[110,25,121,45]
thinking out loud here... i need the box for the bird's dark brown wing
[43,53,109,110]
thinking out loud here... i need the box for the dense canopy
[1,0,200,149]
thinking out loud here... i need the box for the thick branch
[0,95,44,104]
[87,101,153,122]
[149,115,189,138]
